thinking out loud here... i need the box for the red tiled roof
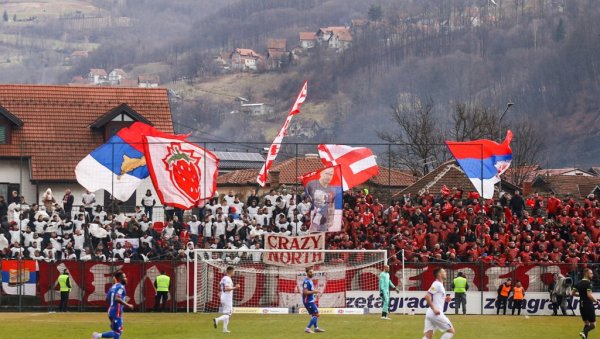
[235,48,261,58]
[398,161,474,196]
[266,38,287,50]
[138,75,160,84]
[533,175,600,199]
[299,32,316,41]
[217,156,415,188]
[0,85,174,181]
[89,68,107,77]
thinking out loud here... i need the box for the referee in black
[572,268,599,339]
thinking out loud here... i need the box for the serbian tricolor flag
[317,144,379,191]
[1,260,38,296]
[257,81,307,186]
[144,136,219,209]
[446,131,513,199]
[75,122,187,201]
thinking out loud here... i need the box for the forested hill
[0,0,599,166]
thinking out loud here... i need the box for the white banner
[346,291,600,316]
[263,233,325,266]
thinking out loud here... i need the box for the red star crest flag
[257,81,307,186]
[143,136,219,209]
[317,144,379,191]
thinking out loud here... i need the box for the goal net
[193,249,387,313]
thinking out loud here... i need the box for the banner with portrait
[300,166,343,232]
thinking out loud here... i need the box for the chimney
[270,170,281,189]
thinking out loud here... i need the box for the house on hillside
[230,48,263,71]
[0,85,175,214]
[215,52,231,69]
[288,119,321,139]
[266,38,290,69]
[316,27,353,50]
[88,68,108,85]
[239,103,273,116]
[138,75,160,88]
[299,32,317,49]
[108,69,128,85]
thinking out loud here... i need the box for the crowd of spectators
[0,185,599,270]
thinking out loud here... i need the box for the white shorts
[424,313,453,333]
[220,295,233,315]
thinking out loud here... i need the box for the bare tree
[506,119,546,187]
[450,102,507,141]
[378,98,446,175]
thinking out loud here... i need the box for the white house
[88,68,108,85]
[108,68,128,85]
[230,48,262,71]
[299,32,317,49]
[0,85,176,218]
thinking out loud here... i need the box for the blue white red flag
[75,122,187,201]
[445,131,513,199]
[1,260,38,296]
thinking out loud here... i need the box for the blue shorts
[109,316,123,334]
[304,302,318,316]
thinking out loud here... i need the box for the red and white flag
[257,81,307,186]
[317,144,379,191]
[144,136,219,209]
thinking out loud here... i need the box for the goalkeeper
[379,265,399,320]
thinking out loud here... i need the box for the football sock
[441,332,454,339]
[307,316,318,329]
[222,315,230,330]
[101,332,120,339]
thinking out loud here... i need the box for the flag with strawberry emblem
[144,136,219,209]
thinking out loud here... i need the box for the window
[0,183,19,201]
[104,121,134,141]
[104,190,136,213]
[0,124,7,144]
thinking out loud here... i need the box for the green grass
[0,313,582,338]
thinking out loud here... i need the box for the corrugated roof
[0,85,174,181]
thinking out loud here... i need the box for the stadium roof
[212,151,265,170]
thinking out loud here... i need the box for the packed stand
[0,186,599,271]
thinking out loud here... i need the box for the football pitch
[3,312,581,338]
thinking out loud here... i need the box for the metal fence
[0,259,596,312]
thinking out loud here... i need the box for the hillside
[0,0,599,167]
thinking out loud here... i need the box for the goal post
[192,249,397,314]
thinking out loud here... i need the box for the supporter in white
[297,196,312,217]
[9,224,21,244]
[73,214,85,232]
[223,191,236,206]
[0,233,9,252]
[73,229,85,253]
[22,228,34,247]
[162,222,175,240]
[264,189,279,206]
[423,268,455,339]
[214,216,227,239]
[213,266,240,333]
[188,215,201,237]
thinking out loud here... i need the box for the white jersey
[220,275,234,299]
[219,275,234,314]
[426,280,446,316]
[423,279,453,334]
